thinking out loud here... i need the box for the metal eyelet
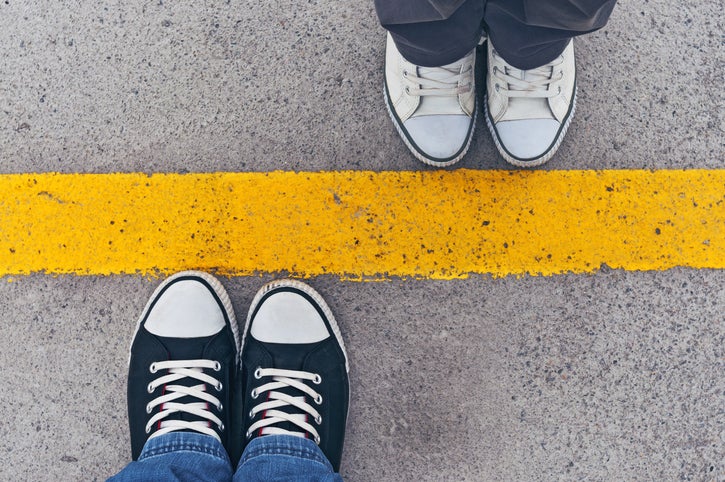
[315,415,322,424]
[215,382,223,391]
[495,84,500,92]
[146,404,153,414]
[249,410,255,419]
[314,394,323,405]
[218,422,225,431]
[145,426,151,434]
[245,430,252,439]
[313,374,322,385]
[251,389,258,399]
[557,86,562,94]
[149,363,157,373]
[254,367,262,379]
[404,86,410,94]
[314,435,321,445]
[403,70,408,77]
[217,403,223,411]
[213,361,221,371]
[492,66,497,74]
[147,383,155,394]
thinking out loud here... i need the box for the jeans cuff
[240,435,334,470]
[138,432,231,464]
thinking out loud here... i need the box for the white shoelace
[247,368,324,445]
[492,51,564,99]
[404,57,473,98]
[145,359,225,442]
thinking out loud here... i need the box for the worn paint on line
[0,170,723,279]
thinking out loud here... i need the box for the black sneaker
[127,271,240,460]
[240,280,350,471]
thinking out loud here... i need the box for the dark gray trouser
[375,0,617,69]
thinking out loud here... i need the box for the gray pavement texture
[0,1,723,481]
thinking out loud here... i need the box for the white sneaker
[384,33,477,167]
[485,40,577,167]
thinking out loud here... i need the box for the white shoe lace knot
[247,367,324,445]
[492,50,564,99]
[145,359,225,442]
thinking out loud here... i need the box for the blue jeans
[109,433,343,482]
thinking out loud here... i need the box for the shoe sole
[383,82,476,168]
[128,270,240,365]
[242,279,349,374]
[484,85,577,168]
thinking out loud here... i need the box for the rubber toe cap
[495,119,561,160]
[404,115,472,160]
[250,291,330,344]
[145,279,226,338]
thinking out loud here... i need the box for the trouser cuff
[138,432,230,464]
[239,435,334,470]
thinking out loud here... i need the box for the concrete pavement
[0,0,723,480]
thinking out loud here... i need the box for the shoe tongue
[418,65,455,82]
[259,394,310,440]
[255,340,322,440]
[414,64,466,117]
[155,335,219,429]
[502,64,554,122]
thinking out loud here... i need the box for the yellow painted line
[0,170,722,279]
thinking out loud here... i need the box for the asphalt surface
[0,0,723,481]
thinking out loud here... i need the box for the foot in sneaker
[384,33,477,167]
[240,279,349,471]
[127,271,240,460]
[485,39,577,167]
